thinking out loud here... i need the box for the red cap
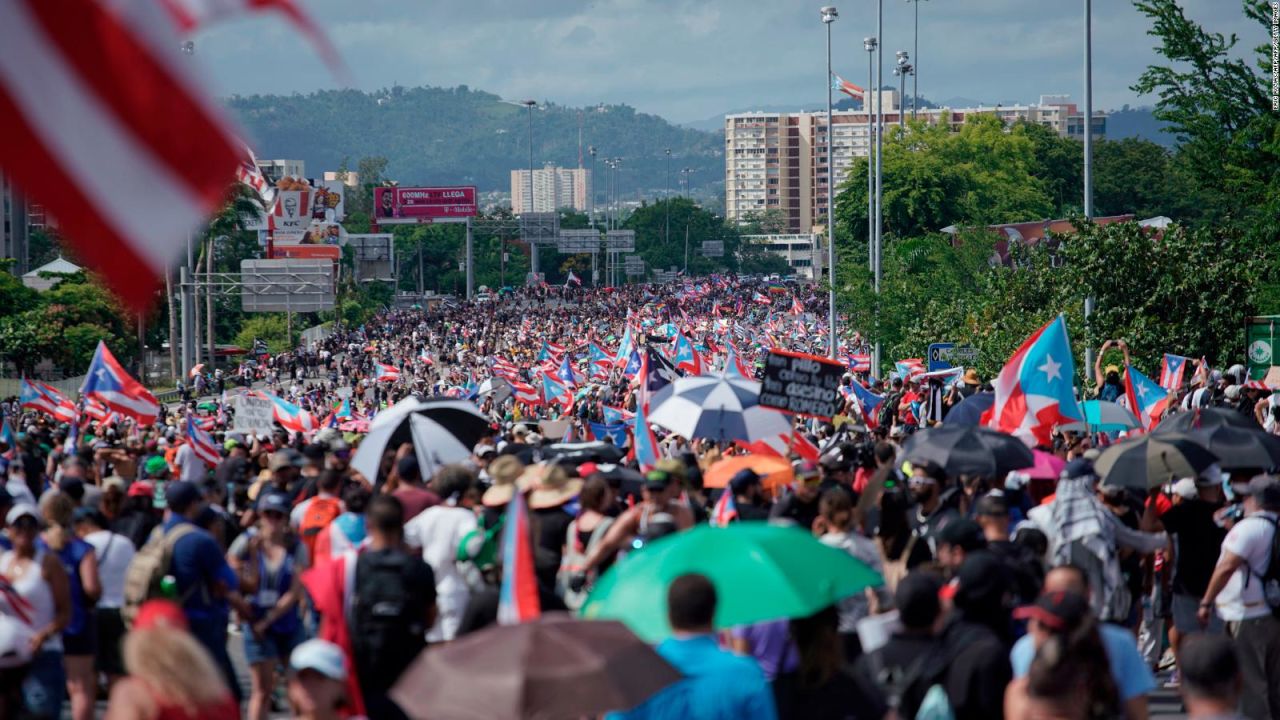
[134,600,188,632]
[577,462,600,478]
[127,481,155,498]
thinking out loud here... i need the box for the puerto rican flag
[185,415,221,467]
[159,0,346,80]
[602,406,636,426]
[710,491,738,527]
[847,354,872,373]
[672,332,703,376]
[790,296,804,316]
[509,379,542,406]
[588,421,630,446]
[497,487,540,625]
[752,292,772,306]
[1124,364,1170,430]
[235,143,276,210]
[738,431,821,463]
[846,381,885,429]
[20,379,77,422]
[894,359,925,380]
[255,391,316,435]
[374,363,400,383]
[537,341,565,364]
[587,343,613,379]
[1159,354,1191,391]
[0,416,14,459]
[631,402,661,472]
[540,372,574,411]
[565,270,582,287]
[557,354,578,388]
[832,74,865,100]
[81,342,160,425]
[982,316,1084,446]
[0,0,245,312]
[723,340,753,379]
[613,325,635,367]
[418,350,434,366]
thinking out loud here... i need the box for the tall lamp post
[894,52,912,129]
[1083,0,1096,376]
[873,0,884,376]
[664,149,672,249]
[864,37,876,275]
[821,6,839,359]
[521,99,538,283]
[906,0,921,119]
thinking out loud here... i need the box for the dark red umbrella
[389,614,681,720]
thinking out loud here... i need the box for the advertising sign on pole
[1247,316,1280,380]
[232,395,275,434]
[606,230,636,252]
[557,229,600,254]
[701,240,724,258]
[758,349,845,421]
[373,186,478,224]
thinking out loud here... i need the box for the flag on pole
[565,270,582,287]
[846,381,885,429]
[0,416,14,457]
[832,74,866,100]
[672,332,703,376]
[710,491,738,527]
[0,0,244,311]
[1124,364,1170,430]
[497,488,540,625]
[81,342,160,425]
[540,372,574,411]
[981,316,1084,446]
[1159,354,1191,391]
[185,415,221,467]
[632,403,661,472]
[557,354,578,388]
[374,363,400,383]
[255,391,316,435]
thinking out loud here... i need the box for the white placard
[232,395,275,434]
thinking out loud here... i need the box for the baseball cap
[5,504,39,526]
[936,518,986,552]
[793,460,821,481]
[729,469,762,494]
[127,481,155,498]
[895,571,943,630]
[1171,478,1198,500]
[1061,458,1096,481]
[134,600,188,632]
[654,458,687,484]
[1013,590,1090,632]
[163,480,201,513]
[940,551,1012,609]
[290,639,347,681]
[257,492,291,516]
[644,469,673,490]
[269,450,303,472]
[143,456,169,478]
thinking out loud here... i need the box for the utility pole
[822,5,839,359]
[1083,0,1096,377]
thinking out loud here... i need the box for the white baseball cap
[289,639,346,681]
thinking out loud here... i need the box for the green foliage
[226,88,719,195]
[622,198,740,277]
[0,272,39,316]
[233,315,293,354]
[1091,138,1197,220]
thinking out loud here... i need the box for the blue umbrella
[647,373,791,442]
[944,392,993,426]
[1059,400,1140,432]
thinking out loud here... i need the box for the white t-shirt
[1214,511,1277,621]
[84,530,136,609]
[404,505,478,642]
[173,444,205,483]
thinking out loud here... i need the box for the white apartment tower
[511,165,591,213]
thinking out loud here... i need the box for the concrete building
[724,94,1105,233]
[322,170,361,188]
[510,164,591,213]
[2,175,30,275]
[742,233,823,280]
[258,159,306,183]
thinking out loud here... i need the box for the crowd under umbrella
[941,391,993,426]
[1059,400,1141,433]
[701,454,795,492]
[389,615,682,720]
[349,397,492,483]
[1094,432,1220,490]
[900,425,1036,478]
[581,522,883,642]
[1157,406,1261,433]
[647,373,792,444]
[1154,415,1280,471]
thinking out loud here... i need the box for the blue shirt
[163,516,238,623]
[37,537,93,637]
[1010,622,1155,700]
[612,635,778,720]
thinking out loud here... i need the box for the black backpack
[350,551,429,692]
[879,392,901,429]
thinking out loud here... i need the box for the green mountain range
[226,85,722,197]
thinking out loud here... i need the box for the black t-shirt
[532,506,574,587]
[1160,498,1227,596]
[351,548,436,696]
[942,620,1012,720]
[737,501,772,522]
[906,504,960,568]
[773,666,889,720]
[770,492,821,531]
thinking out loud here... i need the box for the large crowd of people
[0,278,1277,719]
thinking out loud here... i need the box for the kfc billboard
[374,186,477,223]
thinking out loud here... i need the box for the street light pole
[523,99,538,284]
[911,0,919,119]
[865,37,876,275]
[895,52,912,129]
[874,0,884,377]
[665,149,671,248]
[822,6,839,359]
[1083,0,1096,377]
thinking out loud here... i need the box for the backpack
[350,551,428,690]
[456,515,505,572]
[299,497,343,559]
[879,392,901,429]
[120,523,199,627]
[1243,515,1280,618]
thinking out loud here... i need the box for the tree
[834,115,1055,245]
[1091,137,1197,220]
[623,198,740,277]
[1017,120,1082,216]
[234,315,293,354]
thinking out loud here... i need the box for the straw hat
[962,368,980,386]
[526,463,583,510]
[481,455,525,508]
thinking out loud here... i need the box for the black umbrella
[943,392,994,426]
[543,441,626,464]
[1095,433,1219,489]
[901,425,1035,478]
[1156,423,1280,471]
[350,397,492,482]
[1156,406,1261,433]
[592,463,645,499]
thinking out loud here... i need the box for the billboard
[241,259,335,313]
[557,229,600,254]
[374,186,477,223]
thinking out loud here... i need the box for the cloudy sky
[195,0,1261,124]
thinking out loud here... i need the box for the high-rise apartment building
[724,93,1105,233]
[510,165,591,213]
[258,159,306,183]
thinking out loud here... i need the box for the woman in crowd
[73,507,135,688]
[39,491,100,720]
[0,504,71,720]
[772,605,892,719]
[228,491,310,720]
[814,489,884,660]
[559,475,615,610]
[104,600,238,720]
[1005,591,1120,720]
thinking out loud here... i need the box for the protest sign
[759,349,844,420]
[232,395,275,434]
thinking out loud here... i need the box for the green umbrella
[580,522,882,642]
[196,401,217,412]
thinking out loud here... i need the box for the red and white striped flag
[0,0,242,311]
[236,143,277,210]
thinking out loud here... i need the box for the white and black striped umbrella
[648,373,791,443]
[351,397,492,483]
